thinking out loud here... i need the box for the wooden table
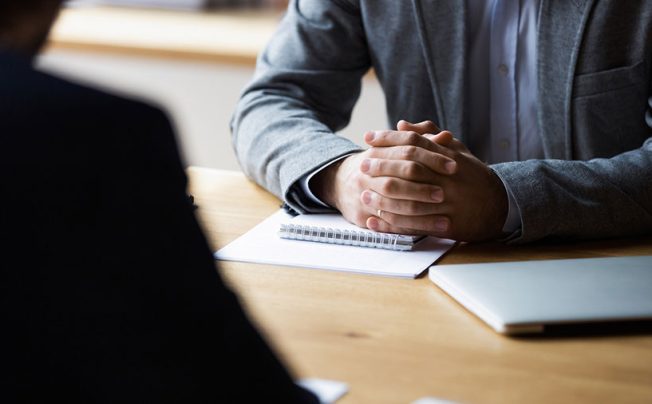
[188,167,652,404]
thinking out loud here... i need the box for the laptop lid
[428,255,652,335]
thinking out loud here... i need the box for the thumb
[423,130,454,146]
[396,120,441,134]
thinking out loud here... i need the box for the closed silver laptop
[428,255,652,335]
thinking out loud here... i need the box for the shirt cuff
[300,153,356,208]
[500,177,523,233]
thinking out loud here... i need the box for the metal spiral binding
[279,223,406,250]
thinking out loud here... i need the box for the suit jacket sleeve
[491,103,652,243]
[231,0,365,213]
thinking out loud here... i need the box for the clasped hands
[313,120,509,242]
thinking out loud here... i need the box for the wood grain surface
[189,167,652,404]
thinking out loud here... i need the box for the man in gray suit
[232,0,652,243]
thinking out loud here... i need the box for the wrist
[312,157,347,209]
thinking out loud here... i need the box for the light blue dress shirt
[303,0,543,233]
[468,0,542,231]
[468,0,542,164]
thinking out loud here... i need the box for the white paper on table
[412,397,461,404]
[297,378,348,403]
[215,210,455,278]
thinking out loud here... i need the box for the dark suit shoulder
[0,53,180,170]
[1,51,171,134]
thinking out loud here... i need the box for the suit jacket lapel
[411,0,468,140]
[537,0,595,159]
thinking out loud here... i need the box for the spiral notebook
[215,209,455,278]
[279,213,424,251]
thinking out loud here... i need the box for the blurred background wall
[39,2,387,171]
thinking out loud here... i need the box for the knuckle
[401,145,418,160]
[406,131,420,144]
[419,184,433,195]
[448,150,461,160]
[434,155,454,172]
[424,121,439,132]
[400,200,420,215]
[402,162,420,178]
[373,194,386,209]
[437,155,450,170]
[380,178,397,195]
[375,159,386,173]
[354,175,366,190]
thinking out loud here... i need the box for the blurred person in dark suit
[0,2,317,402]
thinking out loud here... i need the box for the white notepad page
[215,210,455,278]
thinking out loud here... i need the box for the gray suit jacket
[231,0,652,243]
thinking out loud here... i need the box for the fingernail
[364,131,375,142]
[361,191,372,204]
[445,161,457,174]
[367,217,379,230]
[360,159,371,173]
[431,188,444,202]
[434,218,448,232]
